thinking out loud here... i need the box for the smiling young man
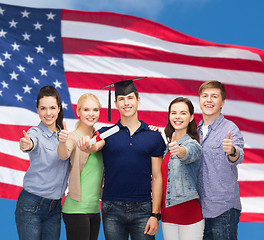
[81,79,166,240]
[197,80,244,240]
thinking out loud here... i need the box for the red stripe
[239,181,264,197]
[243,149,264,163]
[0,153,29,171]
[65,72,264,104]
[0,183,22,201]
[62,38,264,73]
[0,124,32,141]
[70,103,264,135]
[240,213,264,222]
[61,8,264,65]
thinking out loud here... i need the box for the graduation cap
[101,77,146,121]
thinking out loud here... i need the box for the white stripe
[68,88,264,123]
[238,164,264,181]
[0,166,25,187]
[241,197,264,213]
[0,138,29,160]
[61,20,261,61]
[63,54,264,89]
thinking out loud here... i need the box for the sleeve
[64,132,76,159]
[151,132,166,157]
[180,140,202,164]
[26,127,39,152]
[226,123,244,165]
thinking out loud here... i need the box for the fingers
[171,131,177,142]
[144,217,159,235]
[169,141,180,156]
[227,131,231,139]
[222,131,233,155]
[58,130,69,143]
[23,130,30,141]
[20,130,32,151]
[77,136,91,151]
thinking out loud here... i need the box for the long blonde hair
[75,93,101,129]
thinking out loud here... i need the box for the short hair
[115,91,139,100]
[199,80,226,100]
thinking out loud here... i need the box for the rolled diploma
[89,125,120,145]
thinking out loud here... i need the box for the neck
[203,113,220,126]
[76,123,94,137]
[174,129,187,141]
[120,114,140,134]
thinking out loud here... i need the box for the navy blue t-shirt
[99,120,166,202]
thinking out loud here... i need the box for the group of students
[15,79,244,240]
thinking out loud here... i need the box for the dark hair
[36,86,64,129]
[199,80,226,100]
[164,97,199,143]
[115,91,139,100]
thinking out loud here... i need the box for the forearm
[151,173,162,213]
[57,142,70,160]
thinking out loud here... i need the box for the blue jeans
[102,201,155,240]
[15,189,62,240]
[203,208,241,240]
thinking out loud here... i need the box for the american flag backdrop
[0,3,264,223]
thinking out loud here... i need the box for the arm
[57,129,71,160]
[144,156,163,236]
[222,130,244,164]
[77,136,105,153]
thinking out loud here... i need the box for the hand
[222,131,234,155]
[58,121,69,143]
[144,216,159,235]
[77,136,91,152]
[168,132,180,156]
[19,130,33,151]
[148,125,161,134]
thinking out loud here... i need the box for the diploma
[89,125,120,145]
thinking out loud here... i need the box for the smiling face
[199,87,225,123]
[115,92,140,119]
[77,98,100,128]
[169,102,194,136]
[36,96,60,130]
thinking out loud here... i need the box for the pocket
[138,202,152,213]
[102,201,114,214]
[17,199,39,214]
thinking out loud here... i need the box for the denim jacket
[164,134,202,208]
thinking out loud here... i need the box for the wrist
[228,147,237,157]
[151,213,161,221]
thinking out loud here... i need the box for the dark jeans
[15,188,62,240]
[63,213,101,240]
[203,208,241,240]
[102,201,155,240]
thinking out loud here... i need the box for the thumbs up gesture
[222,131,234,155]
[19,130,33,151]
[58,121,69,143]
[168,132,180,156]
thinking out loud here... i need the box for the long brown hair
[164,97,199,143]
[36,86,64,130]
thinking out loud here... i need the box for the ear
[220,100,225,109]
[190,114,194,122]
[137,96,141,105]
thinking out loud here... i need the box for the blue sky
[0,0,264,50]
[1,0,264,239]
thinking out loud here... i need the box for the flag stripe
[65,72,264,104]
[239,181,264,197]
[0,153,29,172]
[63,55,264,89]
[0,183,22,201]
[62,38,264,73]
[61,13,262,61]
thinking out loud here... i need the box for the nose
[124,98,129,105]
[46,109,51,115]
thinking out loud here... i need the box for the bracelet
[229,147,237,157]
